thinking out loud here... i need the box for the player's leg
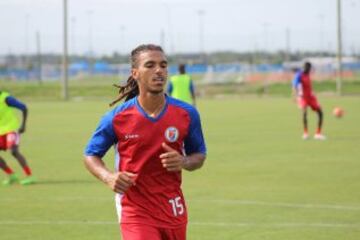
[10,145,35,185]
[0,134,18,185]
[298,97,309,139]
[0,156,18,185]
[316,108,323,132]
[302,108,309,140]
[161,225,187,240]
[314,107,326,140]
[0,156,11,172]
[121,223,162,240]
[309,96,326,140]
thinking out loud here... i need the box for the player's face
[132,50,168,95]
[304,63,312,74]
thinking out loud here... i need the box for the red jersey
[85,95,206,228]
[300,73,313,98]
[293,71,314,98]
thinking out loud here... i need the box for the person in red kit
[292,62,326,140]
[84,44,206,240]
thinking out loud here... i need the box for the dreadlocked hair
[109,44,164,107]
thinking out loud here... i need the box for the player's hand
[160,142,184,172]
[104,171,137,194]
[18,125,26,134]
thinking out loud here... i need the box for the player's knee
[10,147,19,156]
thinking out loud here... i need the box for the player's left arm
[292,72,301,100]
[5,96,28,133]
[190,80,196,106]
[167,81,173,95]
[160,107,206,172]
[160,143,205,171]
[182,152,205,171]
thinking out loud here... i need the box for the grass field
[0,96,360,240]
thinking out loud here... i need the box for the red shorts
[0,132,20,151]
[121,223,186,240]
[297,95,321,111]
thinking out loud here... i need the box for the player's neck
[137,93,166,118]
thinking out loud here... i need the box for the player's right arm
[84,110,136,194]
[167,81,173,95]
[190,80,196,106]
[5,96,28,133]
[84,155,136,193]
[292,71,302,101]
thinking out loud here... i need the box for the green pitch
[0,96,359,240]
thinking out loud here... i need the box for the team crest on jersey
[165,126,179,143]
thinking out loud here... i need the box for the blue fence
[1,62,359,81]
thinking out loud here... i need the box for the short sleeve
[189,81,195,95]
[5,96,27,111]
[167,81,173,95]
[292,72,302,88]
[84,111,117,158]
[184,108,206,155]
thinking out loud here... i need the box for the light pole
[120,25,125,54]
[197,10,205,54]
[36,31,42,84]
[336,0,342,96]
[262,22,270,53]
[71,17,76,54]
[285,28,291,62]
[160,1,174,54]
[62,0,69,100]
[318,14,325,53]
[160,29,165,50]
[87,10,94,75]
[25,14,30,55]
[24,14,30,80]
[87,10,94,56]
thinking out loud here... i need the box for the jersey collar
[135,95,168,122]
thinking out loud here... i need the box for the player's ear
[131,68,139,81]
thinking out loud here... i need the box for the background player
[0,91,35,185]
[84,44,206,240]
[292,62,326,140]
[167,63,196,106]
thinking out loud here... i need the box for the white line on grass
[189,199,360,211]
[191,222,360,229]
[0,220,359,229]
[0,220,114,225]
[1,197,359,211]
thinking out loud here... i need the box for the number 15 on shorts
[169,196,184,217]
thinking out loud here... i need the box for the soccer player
[167,64,196,106]
[292,62,326,140]
[0,91,35,185]
[84,44,206,240]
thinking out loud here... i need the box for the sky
[0,0,359,56]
